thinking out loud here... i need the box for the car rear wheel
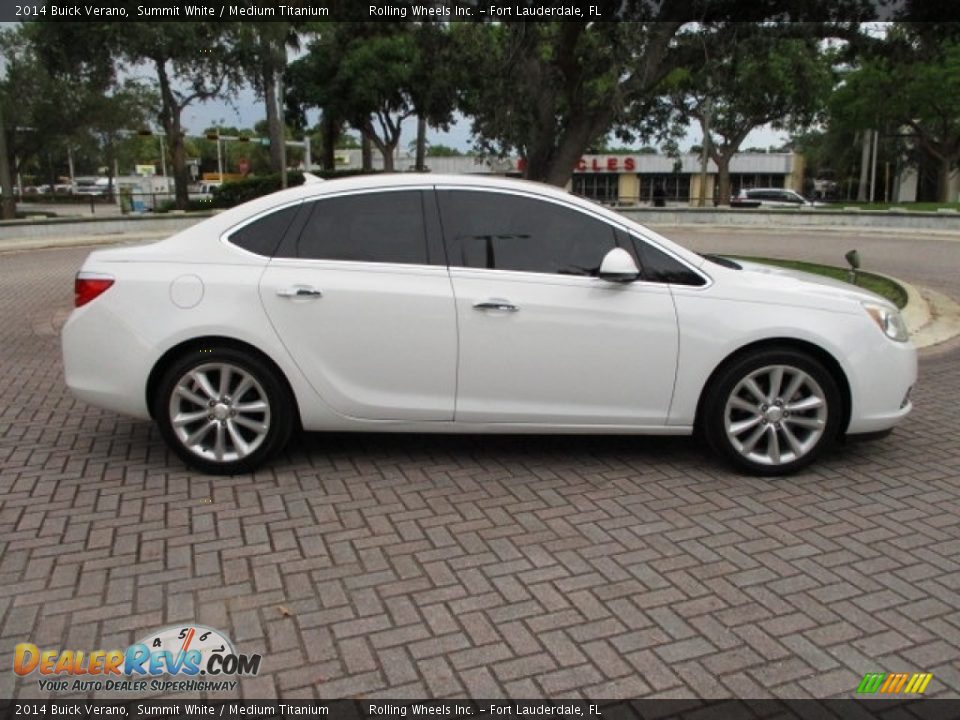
[154,347,293,475]
[703,349,842,476]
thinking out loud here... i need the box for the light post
[699,97,712,208]
[158,134,167,177]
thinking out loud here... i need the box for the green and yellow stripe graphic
[856,672,932,694]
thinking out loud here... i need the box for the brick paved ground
[1,242,959,701]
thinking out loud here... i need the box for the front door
[438,189,679,425]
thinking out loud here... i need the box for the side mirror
[598,248,641,283]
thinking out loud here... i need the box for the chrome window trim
[435,184,713,290]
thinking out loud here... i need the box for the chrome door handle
[473,299,519,312]
[277,286,323,298]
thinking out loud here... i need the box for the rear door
[259,189,458,421]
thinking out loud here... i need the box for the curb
[910,288,960,349]
[870,272,960,349]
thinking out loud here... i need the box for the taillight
[74,273,115,307]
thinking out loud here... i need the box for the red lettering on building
[607,157,618,171]
[624,157,636,171]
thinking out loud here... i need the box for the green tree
[234,21,302,177]
[86,81,157,197]
[452,9,867,188]
[0,25,118,213]
[284,25,349,171]
[831,25,960,202]
[453,20,679,186]
[32,22,243,209]
[666,28,834,204]
[424,143,463,157]
[287,23,455,172]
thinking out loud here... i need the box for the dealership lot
[2,238,959,699]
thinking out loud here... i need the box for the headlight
[862,302,909,342]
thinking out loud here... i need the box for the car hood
[730,259,894,309]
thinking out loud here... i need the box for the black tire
[153,346,294,475]
[702,348,843,476]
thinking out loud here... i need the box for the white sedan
[61,174,916,476]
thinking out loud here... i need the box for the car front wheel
[154,347,294,475]
[703,349,842,476]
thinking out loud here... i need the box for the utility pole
[67,146,76,191]
[869,129,879,203]
[0,99,15,220]
[159,135,167,178]
[857,130,871,202]
[277,70,287,188]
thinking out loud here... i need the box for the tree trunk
[154,59,190,210]
[264,71,285,174]
[523,112,608,187]
[169,127,190,209]
[939,156,957,203]
[380,142,395,172]
[415,115,427,172]
[0,102,15,220]
[715,154,732,206]
[321,113,338,171]
[361,132,373,171]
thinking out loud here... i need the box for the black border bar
[3,0,960,24]
[2,699,959,720]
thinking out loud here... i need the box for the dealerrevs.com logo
[14,625,261,693]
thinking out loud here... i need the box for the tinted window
[438,191,616,276]
[228,204,300,257]
[296,191,428,264]
[632,238,706,286]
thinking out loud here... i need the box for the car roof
[209,173,629,235]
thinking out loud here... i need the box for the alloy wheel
[723,364,828,467]
[168,362,272,463]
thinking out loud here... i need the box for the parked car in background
[731,188,817,208]
[74,177,111,196]
[62,174,915,477]
[189,181,222,201]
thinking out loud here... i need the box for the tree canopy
[665,27,834,204]
[830,25,960,202]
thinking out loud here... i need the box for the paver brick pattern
[1,246,959,700]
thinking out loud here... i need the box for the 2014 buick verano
[61,174,916,476]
